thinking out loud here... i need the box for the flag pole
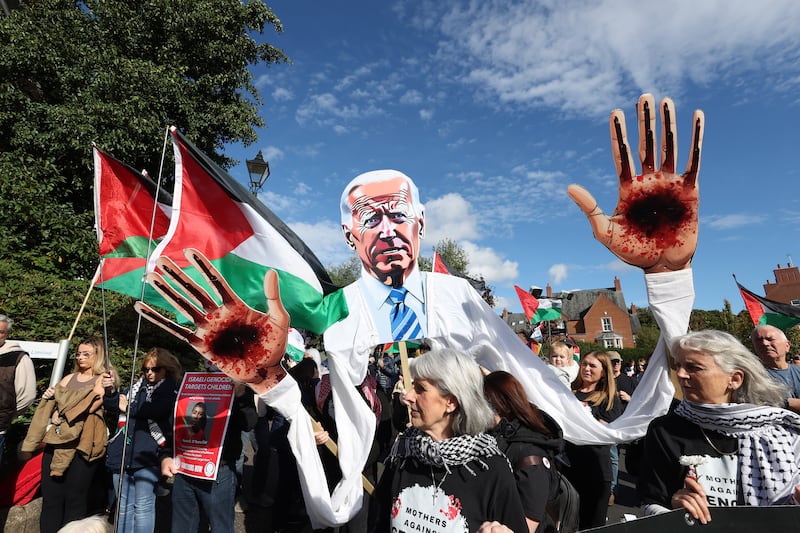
[67,262,103,342]
[50,263,103,387]
[310,417,375,495]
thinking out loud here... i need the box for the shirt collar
[357,265,425,310]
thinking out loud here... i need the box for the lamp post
[246,150,270,196]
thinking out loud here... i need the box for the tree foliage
[0,0,288,374]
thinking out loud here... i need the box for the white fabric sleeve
[259,354,375,528]
[426,269,693,445]
[15,354,37,414]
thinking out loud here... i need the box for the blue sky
[224,0,800,315]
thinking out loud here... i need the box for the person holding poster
[160,374,257,533]
[638,330,800,524]
[136,93,702,528]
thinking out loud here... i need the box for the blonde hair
[73,337,106,375]
[142,347,182,381]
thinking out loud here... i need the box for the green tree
[432,238,469,274]
[327,254,361,287]
[634,325,660,354]
[0,0,288,369]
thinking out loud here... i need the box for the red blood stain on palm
[210,321,270,361]
[620,184,694,251]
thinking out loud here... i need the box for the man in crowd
[0,314,37,463]
[751,324,800,412]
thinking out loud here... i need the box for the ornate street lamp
[246,150,270,196]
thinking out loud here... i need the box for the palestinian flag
[532,298,562,323]
[150,128,347,334]
[432,251,450,274]
[514,285,540,323]
[735,279,800,330]
[93,146,172,301]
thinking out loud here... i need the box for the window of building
[601,317,613,332]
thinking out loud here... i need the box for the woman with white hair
[638,329,800,524]
[377,348,527,533]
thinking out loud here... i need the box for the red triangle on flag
[155,130,255,268]
[514,285,540,323]
[433,252,450,274]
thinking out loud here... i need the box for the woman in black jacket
[104,348,181,533]
[485,370,566,533]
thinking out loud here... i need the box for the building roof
[553,287,628,320]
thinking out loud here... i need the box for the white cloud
[294,182,312,195]
[461,241,519,284]
[549,263,569,284]
[419,108,434,121]
[272,87,293,102]
[425,0,800,115]
[493,295,515,311]
[423,193,480,243]
[259,146,283,162]
[400,89,423,105]
[605,260,636,273]
[288,221,351,266]
[705,213,766,230]
[296,92,384,130]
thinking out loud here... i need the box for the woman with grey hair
[377,348,527,533]
[638,329,800,524]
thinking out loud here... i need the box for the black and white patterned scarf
[675,400,800,505]
[116,377,166,446]
[387,426,507,476]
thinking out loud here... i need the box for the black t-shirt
[637,410,739,508]
[377,452,528,533]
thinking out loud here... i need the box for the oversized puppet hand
[134,248,289,391]
[568,93,704,273]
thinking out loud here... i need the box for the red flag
[432,251,450,274]
[735,277,800,330]
[514,285,540,323]
[93,146,171,293]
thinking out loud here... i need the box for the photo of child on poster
[173,372,235,480]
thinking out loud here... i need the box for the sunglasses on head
[142,366,163,373]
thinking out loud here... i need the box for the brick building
[502,277,639,349]
[547,277,638,349]
[763,263,800,306]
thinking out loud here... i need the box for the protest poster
[173,372,235,480]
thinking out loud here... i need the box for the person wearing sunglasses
[104,348,182,533]
[19,337,109,533]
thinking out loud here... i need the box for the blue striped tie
[389,287,422,341]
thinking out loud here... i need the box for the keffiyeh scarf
[387,426,507,476]
[113,377,166,446]
[675,400,800,505]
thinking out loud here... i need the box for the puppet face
[344,176,423,287]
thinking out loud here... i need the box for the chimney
[630,303,637,314]
[502,308,508,319]
[546,283,552,298]
[614,276,621,292]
